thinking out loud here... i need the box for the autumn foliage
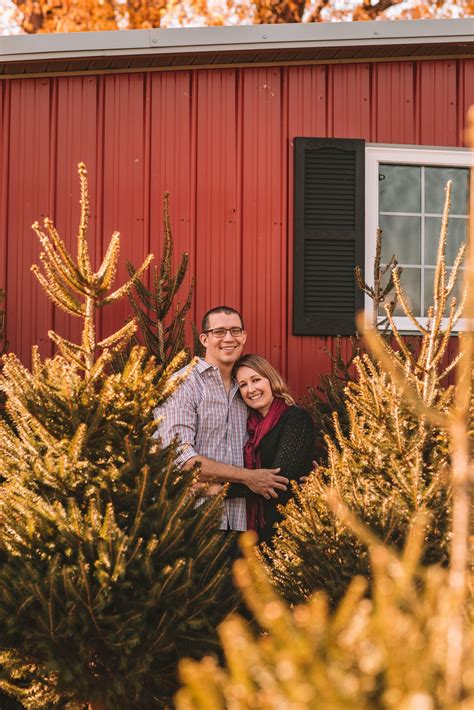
[7,0,474,34]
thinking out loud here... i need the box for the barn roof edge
[1,18,473,74]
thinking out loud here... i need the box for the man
[153,305,289,532]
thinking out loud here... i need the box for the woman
[228,354,315,546]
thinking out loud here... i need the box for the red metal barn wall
[0,59,473,397]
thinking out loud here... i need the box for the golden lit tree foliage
[265,179,464,606]
[8,0,474,33]
[177,525,474,710]
[125,191,194,372]
[30,162,152,374]
[303,229,398,463]
[12,0,118,33]
[0,163,234,709]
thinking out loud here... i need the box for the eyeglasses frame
[202,327,245,338]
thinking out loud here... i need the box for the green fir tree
[0,163,233,709]
[266,182,463,605]
[126,191,194,371]
[177,522,474,710]
[303,229,398,459]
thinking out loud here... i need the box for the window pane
[393,267,421,316]
[379,164,421,213]
[379,215,421,265]
[377,268,398,317]
[424,268,464,316]
[391,267,421,317]
[425,167,469,215]
[425,217,468,267]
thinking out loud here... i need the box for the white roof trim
[1,18,473,64]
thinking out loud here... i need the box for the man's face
[199,312,247,368]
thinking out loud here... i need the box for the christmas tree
[124,191,194,371]
[265,179,464,605]
[177,522,474,709]
[303,229,398,461]
[0,163,233,709]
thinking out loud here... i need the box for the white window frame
[365,144,471,332]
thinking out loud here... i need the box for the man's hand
[242,468,289,500]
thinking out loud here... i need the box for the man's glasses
[203,327,244,338]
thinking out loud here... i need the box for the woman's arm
[264,408,316,507]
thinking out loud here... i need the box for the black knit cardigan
[227,405,316,545]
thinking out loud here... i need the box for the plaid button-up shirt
[153,358,248,531]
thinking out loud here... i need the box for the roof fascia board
[1,18,473,64]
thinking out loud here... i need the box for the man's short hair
[201,306,244,333]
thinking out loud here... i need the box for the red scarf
[244,397,290,530]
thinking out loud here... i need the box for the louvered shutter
[293,138,365,336]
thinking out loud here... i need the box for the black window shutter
[293,137,365,336]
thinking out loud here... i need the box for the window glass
[424,268,464,313]
[379,165,421,213]
[392,267,421,317]
[379,215,421,265]
[424,217,467,266]
[425,167,469,215]
[378,162,468,318]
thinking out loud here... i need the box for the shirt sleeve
[152,378,200,468]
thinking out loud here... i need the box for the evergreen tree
[303,229,398,459]
[0,163,234,709]
[266,182,463,605]
[125,191,194,372]
[177,525,474,710]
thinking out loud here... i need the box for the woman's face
[236,366,274,417]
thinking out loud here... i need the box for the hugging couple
[154,305,315,549]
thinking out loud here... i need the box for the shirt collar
[196,357,241,395]
[195,357,215,374]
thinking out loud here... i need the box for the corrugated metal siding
[0,58,472,397]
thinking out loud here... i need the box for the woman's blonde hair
[233,354,295,406]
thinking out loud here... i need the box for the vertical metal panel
[5,78,54,364]
[54,75,103,351]
[101,73,150,341]
[416,60,457,145]
[0,81,9,336]
[373,62,415,143]
[329,63,372,139]
[241,66,286,373]
[148,71,196,344]
[459,59,474,144]
[194,69,241,320]
[0,57,470,398]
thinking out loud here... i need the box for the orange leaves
[6,0,474,37]
[13,0,118,33]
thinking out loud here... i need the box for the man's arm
[153,377,202,468]
[183,456,288,500]
[153,376,288,499]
